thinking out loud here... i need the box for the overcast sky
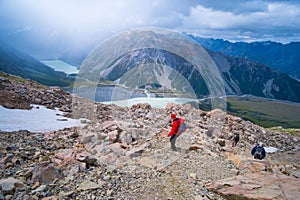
[0,0,300,58]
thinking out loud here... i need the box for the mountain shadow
[0,40,73,87]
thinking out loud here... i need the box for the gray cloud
[179,1,300,42]
[0,0,299,59]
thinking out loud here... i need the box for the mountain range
[208,50,300,101]
[187,34,300,80]
[1,32,300,103]
[80,46,300,102]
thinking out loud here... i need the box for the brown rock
[54,149,76,160]
[243,160,268,173]
[216,139,226,147]
[57,157,82,172]
[225,152,269,173]
[165,103,182,111]
[0,154,14,165]
[189,144,202,151]
[126,142,149,158]
[31,163,63,184]
[0,147,7,154]
[101,120,116,130]
[207,172,300,200]
[77,180,101,191]
[207,109,225,119]
[131,103,151,111]
[99,152,117,166]
[194,195,204,200]
[108,143,126,156]
[76,151,97,165]
[119,131,133,144]
[108,130,119,143]
[42,196,58,200]
[81,132,96,144]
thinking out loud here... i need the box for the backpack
[254,146,263,159]
[178,118,186,133]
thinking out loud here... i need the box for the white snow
[0,105,87,132]
[264,146,279,153]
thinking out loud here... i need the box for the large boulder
[225,152,269,173]
[207,172,300,200]
[31,162,63,184]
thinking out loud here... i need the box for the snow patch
[263,78,275,98]
[264,146,279,153]
[0,105,88,132]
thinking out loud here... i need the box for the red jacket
[168,118,179,137]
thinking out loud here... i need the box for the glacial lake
[101,97,198,108]
[41,60,79,74]
[0,105,87,132]
[72,86,198,108]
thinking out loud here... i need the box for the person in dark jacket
[251,142,266,160]
[232,133,240,147]
[167,113,180,150]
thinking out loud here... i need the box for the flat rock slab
[0,178,26,194]
[207,172,300,200]
[77,180,102,191]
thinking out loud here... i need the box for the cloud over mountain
[0,0,300,58]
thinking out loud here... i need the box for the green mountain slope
[0,40,73,87]
[226,96,300,128]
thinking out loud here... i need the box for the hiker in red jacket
[167,113,180,150]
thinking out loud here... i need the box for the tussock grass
[269,127,300,138]
[226,96,300,129]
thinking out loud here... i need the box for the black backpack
[254,146,263,159]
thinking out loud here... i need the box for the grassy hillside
[226,96,300,128]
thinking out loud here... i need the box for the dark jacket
[251,145,266,160]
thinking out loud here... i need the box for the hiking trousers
[170,132,181,149]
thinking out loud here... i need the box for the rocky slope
[0,71,72,111]
[1,72,300,200]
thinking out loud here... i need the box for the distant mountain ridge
[100,48,208,98]
[0,40,73,87]
[187,34,300,80]
[208,50,300,101]
[83,47,300,102]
